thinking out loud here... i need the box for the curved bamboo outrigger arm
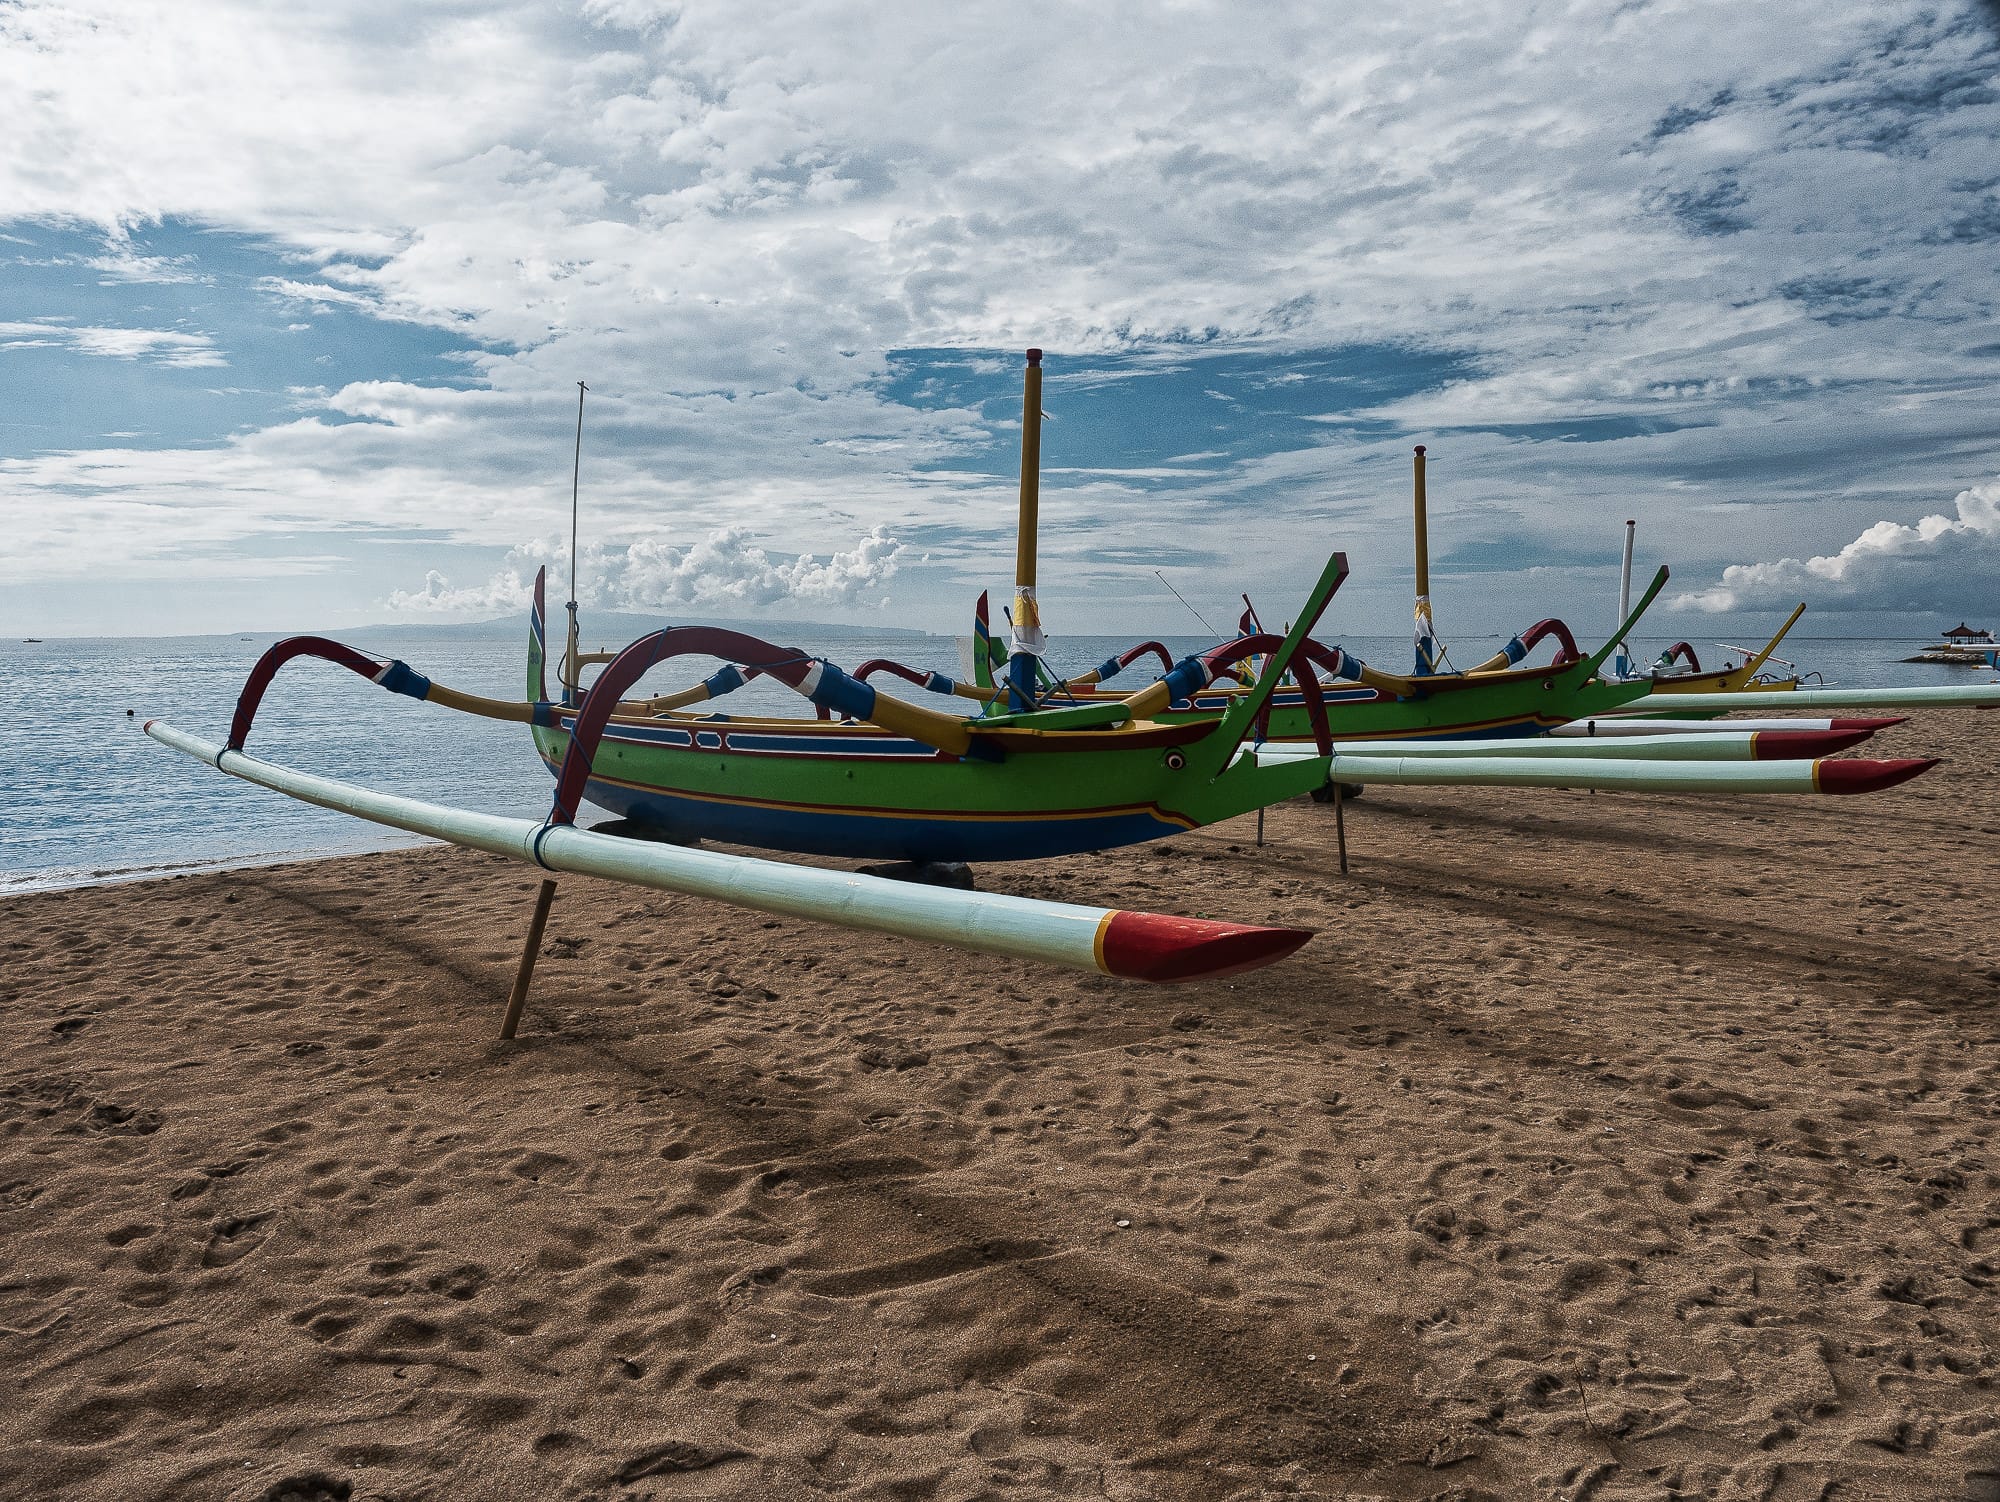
[855,658,1003,704]
[543,629,980,822]
[1108,552,1349,768]
[1467,618,1582,675]
[227,626,979,765]
[1060,641,1176,691]
[225,635,543,752]
[526,570,828,720]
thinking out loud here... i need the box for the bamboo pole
[1413,444,1429,599]
[1412,444,1437,675]
[501,879,559,1039]
[1333,782,1348,874]
[1007,349,1046,708]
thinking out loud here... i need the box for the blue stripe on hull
[574,775,1187,863]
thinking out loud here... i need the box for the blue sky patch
[0,219,490,458]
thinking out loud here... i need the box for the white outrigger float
[1252,742,1933,795]
[1548,715,1905,738]
[1613,684,2000,714]
[143,720,1314,1014]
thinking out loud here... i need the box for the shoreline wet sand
[4,709,1998,1500]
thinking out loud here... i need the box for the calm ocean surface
[2,622,1982,894]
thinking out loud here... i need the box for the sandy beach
[4,708,1998,1501]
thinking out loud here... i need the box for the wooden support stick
[1333,783,1349,874]
[1256,806,1265,848]
[501,878,559,1040]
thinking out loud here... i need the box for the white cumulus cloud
[387,525,905,616]
[1674,478,2000,614]
[0,318,224,366]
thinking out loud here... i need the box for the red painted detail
[1199,631,1340,754]
[1099,911,1313,983]
[1659,641,1702,672]
[1750,727,1875,760]
[855,659,931,688]
[1831,716,1906,732]
[1815,757,1939,794]
[1119,641,1174,674]
[550,626,819,825]
[227,636,387,751]
[1515,617,1582,666]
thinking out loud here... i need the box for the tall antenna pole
[566,381,587,706]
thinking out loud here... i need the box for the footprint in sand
[612,1442,751,1483]
[253,1475,351,1502]
[200,1211,275,1268]
[76,1100,162,1135]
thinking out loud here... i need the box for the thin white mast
[565,381,587,705]
[1614,518,1635,680]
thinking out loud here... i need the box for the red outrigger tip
[1831,716,1907,732]
[1098,911,1313,983]
[1751,727,1877,759]
[1814,757,1939,794]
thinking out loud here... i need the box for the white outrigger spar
[1549,716,1900,737]
[1319,730,1870,763]
[1615,685,2000,713]
[1250,744,1933,794]
[144,721,1311,994]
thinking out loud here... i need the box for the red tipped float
[1750,727,1877,760]
[1831,716,1907,732]
[1812,757,1939,794]
[1097,911,1313,983]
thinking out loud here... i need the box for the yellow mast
[1007,348,1045,706]
[1412,443,1440,675]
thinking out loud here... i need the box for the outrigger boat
[1596,519,1806,696]
[144,351,1946,1013]
[889,446,1706,745]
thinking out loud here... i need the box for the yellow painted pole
[1412,443,1439,675]
[1007,348,1046,705]
[1412,443,1429,600]
[1016,348,1042,593]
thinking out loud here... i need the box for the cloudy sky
[4,0,1998,642]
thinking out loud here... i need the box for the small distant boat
[1904,623,1998,666]
[22,638,41,643]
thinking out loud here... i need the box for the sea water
[0,626,1979,894]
